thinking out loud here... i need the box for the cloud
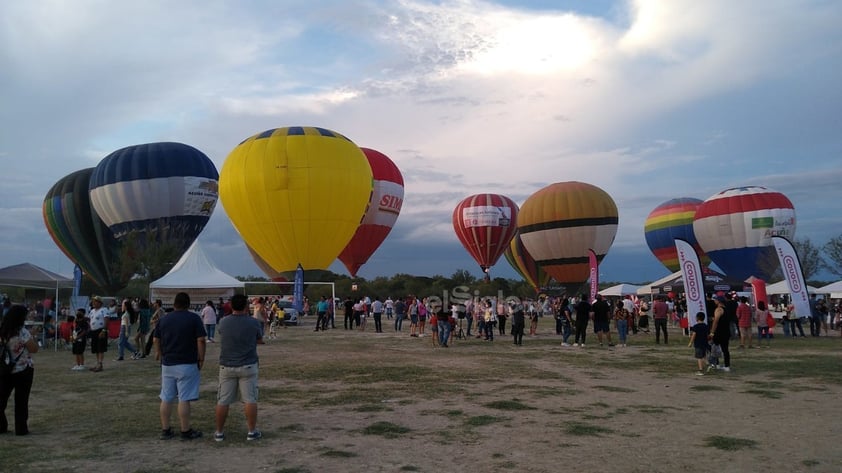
[1,0,841,284]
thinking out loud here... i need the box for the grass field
[2,317,841,472]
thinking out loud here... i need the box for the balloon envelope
[644,197,710,272]
[89,142,219,255]
[693,186,795,282]
[517,181,618,287]
[504,232,551,292]
[246,244,287,281]
[338,147,404,277]
[43,168,128,292]
[220,126,373,273]
[452,194,518,274]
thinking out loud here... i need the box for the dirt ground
[7,320,842,473]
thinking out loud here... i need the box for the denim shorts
[160,363,201,403]
[217,364,259,405]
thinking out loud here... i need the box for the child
[268,310,279,340]
[688,312,710,376]
[71,309,89,371]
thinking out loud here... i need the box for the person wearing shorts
[688,312,710,375]
[154,292,206,441]
[214,294,264,442]
[591,294,614,347]
[87,296,108,372]
[71,309,89,370]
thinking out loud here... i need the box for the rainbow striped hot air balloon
[43,168,129,293]
[504,232,551,293]
[693,186,795,282]
[644,198,710,273]
[518,181,618,290]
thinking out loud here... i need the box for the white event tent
[764,280,818,295]
[816,281,842,299]
[149,241,244,307]
[601,283,641,297]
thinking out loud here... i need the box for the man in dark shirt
[343,296,355,330]
[574,294,592,347]
[154,292,206,440]
[724,293,739,340]
[591,294,614,347]
[394,298,407,332]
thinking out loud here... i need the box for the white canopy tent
[816,281,842,299]
[601,283,641,297]
[637,271,678,297]
[764,280,818,295]
[149,241,244,307]
[0,262,75,349]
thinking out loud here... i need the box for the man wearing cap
[709,296,732,372]
[87,296,108,372]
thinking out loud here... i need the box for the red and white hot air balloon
[452,193,518,278]
[693,186,795,282]
[338,148,404,277]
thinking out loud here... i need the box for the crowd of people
[2,287,841,439]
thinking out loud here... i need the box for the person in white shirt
[371,297,384,333]
[201,300,218,342]
[87,296,109,372]
[384,297,394,320]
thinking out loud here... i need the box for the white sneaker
[561,342,570,347]
[580,343,585,348]
[719,366,731,372]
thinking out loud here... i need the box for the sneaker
[719,366,731,372]
[180,429,203,440]
[214,431,225,442]
[561,342,570,347]
[608,343,616,347]
[115,357,124,361]
[160,428,175,440]
[696,371,705,376]
[76,365,87,371]
[580,343,585,348]
[247,430,263,441]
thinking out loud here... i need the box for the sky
[2,0,842,287]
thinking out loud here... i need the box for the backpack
[1,338,23,376]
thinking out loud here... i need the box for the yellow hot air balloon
[517,181,618,290]
[219,126,373,273]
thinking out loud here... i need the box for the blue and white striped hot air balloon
[89,142,219,257]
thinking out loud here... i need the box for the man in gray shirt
[213,294,264,441]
